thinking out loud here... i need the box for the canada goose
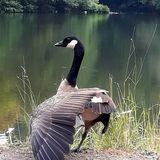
[30,36,116,160]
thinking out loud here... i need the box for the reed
[16,58,38,142]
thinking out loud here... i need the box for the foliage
[78,0,109,13]
[0,0,109,13]
[2,0,160,13]
[100,0,160,12]
[0,0,23,13]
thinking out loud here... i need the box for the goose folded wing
[86,92,116,114]
[57,88,116,116]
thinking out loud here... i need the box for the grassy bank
[16,29,160,152]
[72,78,160,152]
[76,86,160,152]
[17,65,160,152]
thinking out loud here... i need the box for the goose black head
[55,36,80,49]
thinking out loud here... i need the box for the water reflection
[0,14,159,133]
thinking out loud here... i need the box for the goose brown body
[30,37,116,160]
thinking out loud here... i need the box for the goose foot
[70,148,82,153]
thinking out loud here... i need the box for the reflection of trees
[0,14,159,131]
[12,14,110,95]
[0,14,109,131]
[0,15,23,130]
[95,14,160,105]
[0,78,19,130]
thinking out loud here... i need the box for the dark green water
[0,14,159,132]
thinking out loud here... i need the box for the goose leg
[72,130,88,152]
[72,122,92,153]
[101,114,110,134]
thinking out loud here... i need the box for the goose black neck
[66,43,84,87]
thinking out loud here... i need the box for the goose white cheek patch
[91,96,103,103]
[67,40,78,49]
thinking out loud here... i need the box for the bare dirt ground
[0,145,160,160]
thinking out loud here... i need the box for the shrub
[77,0,110,13]
[23,4,37,12]
[0,0,23,13]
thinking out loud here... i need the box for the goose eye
[66,38,71,42]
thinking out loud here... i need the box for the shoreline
[0,144,159,160]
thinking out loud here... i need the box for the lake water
[0,14,159,135]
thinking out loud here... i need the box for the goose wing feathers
[30,88,116,160]
[31,96,75,160]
